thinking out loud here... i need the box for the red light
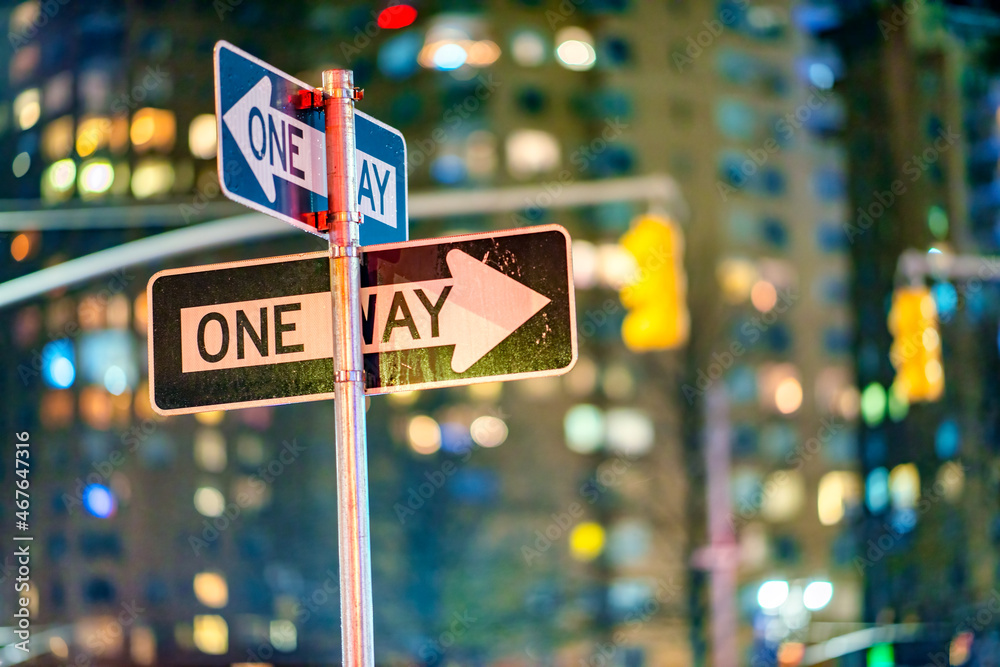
[378,5,417,29]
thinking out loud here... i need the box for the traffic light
[618,214,689,351]
[887,286,943,403]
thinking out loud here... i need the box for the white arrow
[222,76,327,203]
[361,249,551,372]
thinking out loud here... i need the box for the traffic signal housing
[887,286,943,403]
[618,214,690,352]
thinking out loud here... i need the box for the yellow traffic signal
[888,286,943,402]
[618,215,689,351]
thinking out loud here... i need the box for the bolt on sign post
[143,42,578,666]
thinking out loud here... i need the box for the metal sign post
[322,68,375,667]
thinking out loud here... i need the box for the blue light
[83,484,116,518]
[430,155,466,185]
[104,365,127,396]
[935,419,960,459]
[42,339,75,389]
[865,467,889,514]
[932,282,958,321]
[377,31,422,80]
[433,43,468,70]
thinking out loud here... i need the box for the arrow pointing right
[361,249,551,372]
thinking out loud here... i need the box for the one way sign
[147,226,576,415]
[214,41,407,246]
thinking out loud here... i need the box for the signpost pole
[322,68,374,667]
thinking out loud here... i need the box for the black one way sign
[147,225,577,415]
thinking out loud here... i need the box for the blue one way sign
[214,41,407,246]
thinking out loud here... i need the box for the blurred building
[0,0,695,665]
[821,0,1000,662]
[667,1,867,663]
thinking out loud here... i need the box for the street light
[757,580,790,610]
[803,581,834,611]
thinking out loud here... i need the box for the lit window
[130,626,156,665]
[188,114,217,159]
[774,377,803,414]
[82,484,117,518]
[757,363,801,415]
[470,416,507,448]
[511,29,546,67]
[571,240,598,289]
[131,108,176,153]
[407,415,441,454]
[937,461,964,502]
[194,429,227,472]
[888,463,920,510]
[817,471,861,526]
[505,129,559,179]
[193,572,228,608]
[715,98,758,141]
[80,387,113,431]
[13,88,40,130]
[750,280,778,312]
[231,476,269,510]
[866,467,889,513]
[761,469,805,522]
[11,151,30,177]
[42,158,76,201]
[76,116,111,157]
[79,159,114,197]
[569,522,605,561]
[194,486,225,517]
[192,615,227,655]
[466,40,501,67]
[605,408,653,457]
[270,619,297,652]
[860,382,886,427]
[10,233,30,261]
[596,243,638,290]
[76,615,123,653]
[195,410,224,426]
[564,404,604,454]
[716,258,758,304]
[555,27,596,71]
[467,382,502,401]
[935,419,960,459]
[131,158,174,198]
[42,339,75,389]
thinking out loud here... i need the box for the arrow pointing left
[222,75,328,203]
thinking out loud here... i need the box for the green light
[887,384,909,422]
[928,205,948,239]
[867,642,895,667]
[861,382,887,427]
